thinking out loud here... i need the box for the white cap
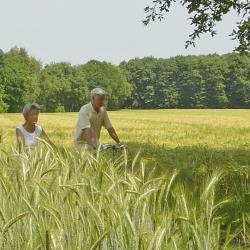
[91,88,107,97]
[22,102,40,117]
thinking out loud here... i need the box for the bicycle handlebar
[100,143,125,151]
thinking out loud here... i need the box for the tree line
[0,47,249,112]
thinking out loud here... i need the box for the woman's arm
[16,128,25,152]
[41,129,56,148]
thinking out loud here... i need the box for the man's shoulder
[80,102,91,112]
[101,106,107,113]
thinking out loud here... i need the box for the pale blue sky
[0,0,239,65]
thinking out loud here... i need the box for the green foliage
[1,47,41,112]
[120,53,250,109]
[201,55,229,108]
[77,60,132,110]
[0,48,132,112]
[175,56,205,108]
[0,88,8,113]
[0,47,249,111]
[0,51,8,113]
[224,54,250,108]
[143,0,250,53]
[0,145,249,248]
[38,62,89,112]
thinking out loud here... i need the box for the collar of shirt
[89,102,96,113]
[89,102,104,113]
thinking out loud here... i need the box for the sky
[0,0,239,65]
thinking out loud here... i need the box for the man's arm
[82,128,98,149]
[107,127,120,144]
[103,110,121,144]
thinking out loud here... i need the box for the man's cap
[22,102,40,117]
[91,88,107,97]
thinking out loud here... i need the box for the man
[74,88,121,151]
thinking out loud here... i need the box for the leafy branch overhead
[143,0,250,53]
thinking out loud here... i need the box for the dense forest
[0,47,249,112]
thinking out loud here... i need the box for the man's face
[92,95,106,109]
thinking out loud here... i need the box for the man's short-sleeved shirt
[74,102,112,145]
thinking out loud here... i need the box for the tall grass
[0,144,249,249]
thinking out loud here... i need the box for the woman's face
[25,108,39,124]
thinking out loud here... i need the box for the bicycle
[99,143,126,161]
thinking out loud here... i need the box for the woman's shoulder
[35,124,43,131]
[16,125,25,137]
[35,124,42,128]
[16,124,24,131]
[35,124,43,135]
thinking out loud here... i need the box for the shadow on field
[125,142,250,173]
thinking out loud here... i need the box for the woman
[16,103,55,151]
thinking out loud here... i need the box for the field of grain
[0,109,249,249]
[1,109,249,170]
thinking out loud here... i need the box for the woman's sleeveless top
[16,124,43,147]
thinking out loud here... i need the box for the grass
[0,109,249,249]
[1,109,249,172]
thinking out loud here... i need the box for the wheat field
[0,109,249,249]
[1,109,249,170]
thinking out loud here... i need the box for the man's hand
[116,142,125,149]
[107,127,120,144]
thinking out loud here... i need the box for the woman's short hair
[22,103,40,117]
